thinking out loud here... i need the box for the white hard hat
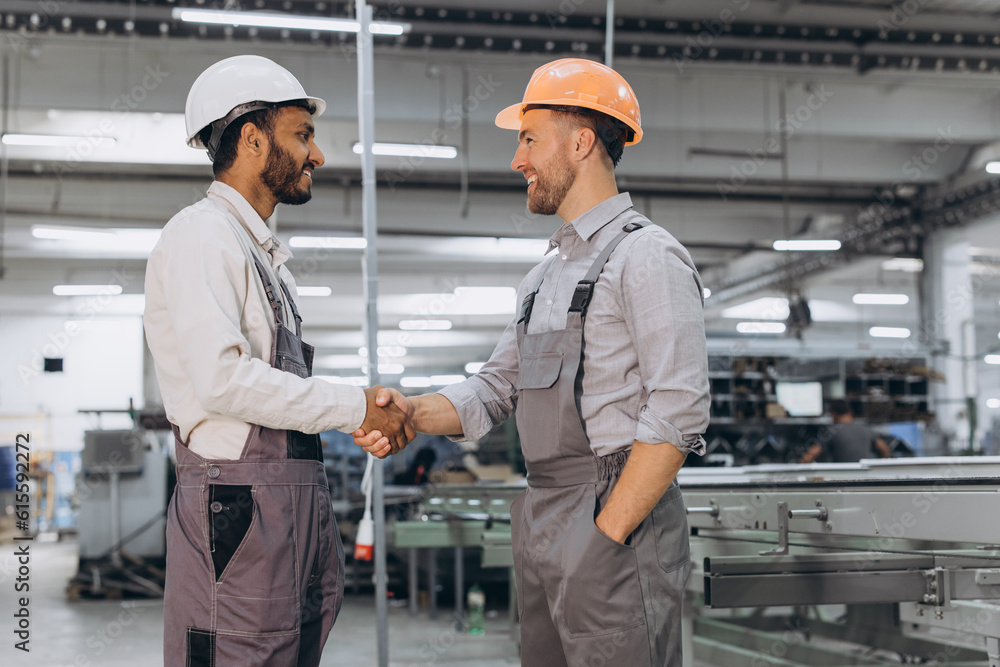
[185,54,326,160]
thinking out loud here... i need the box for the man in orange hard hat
[355,58,709,666]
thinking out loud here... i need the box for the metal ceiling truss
[5,1,1000,74]
[706,176,1000,306]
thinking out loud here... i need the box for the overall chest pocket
[516,352,563,390]
[515,353,564,460]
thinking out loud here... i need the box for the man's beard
[527,149,576,216]
[262,142,312,206]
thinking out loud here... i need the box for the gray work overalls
[510,220,691,667]
[163,220,344,667]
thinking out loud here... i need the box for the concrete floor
[0,537,520,667]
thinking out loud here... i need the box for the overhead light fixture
[987,161,1000,174]
[296,286,332,297]
[352,142,458,159]
[377,363,405,375]
[53,285,124,296]
[722,297,790,321]
[400,376,433,388]
[359,346,407,358]
[736,322,786,334]
[869,326,910,338]
[33,225,115,241]
[852,293,910,305]
[773,240,842,251]
[316,375,369,386]
[399,319,452,331]
[465,362,486,373]
[431,375,466,386]
[882,257,923,272]
[289,236,367,249]
[986,354,1000,365]
[988,398,1000,409]
[2,133,116,147]
[64,320,122,332]
[171,8,410,35]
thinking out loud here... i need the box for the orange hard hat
[495,58,642,145]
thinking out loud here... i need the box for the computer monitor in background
[775,381,824,417]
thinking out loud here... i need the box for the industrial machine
[395,457,1000,666]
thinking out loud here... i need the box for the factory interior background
[3,0,1000,665]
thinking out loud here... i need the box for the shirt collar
[207,181,293,265]
[546,192,634,253]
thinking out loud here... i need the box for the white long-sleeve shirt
[144,181,366,459]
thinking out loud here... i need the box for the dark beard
[262,141,312,205]
[527,149,575,215]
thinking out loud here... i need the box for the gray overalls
[511,220,691,667]
[163,231,344,667]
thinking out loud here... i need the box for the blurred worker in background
[800,399,891,463]
[144,55,412,667]
[355,58,710,666]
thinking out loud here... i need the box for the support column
[920,229,978,453]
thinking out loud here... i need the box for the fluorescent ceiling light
[773,240,841,251]
[703,287,712,299]
[2,133,116,147]
[289,236,367,249]
[378,363,405,375]
[33,225,115,241]
[171,8,409,35]
[296,286,332,297]
[986,355,1000,365]
[465,362,485,373]
[400,376,433,388]
[869,326,910,338]
[882,257,923,272]
[314,354,366,370]
[352,142,458,159]
[431,375,466,386]
[359,346,407,358]
[852,293,909,305]
[722,297,790,321]
[736,322,786,334]
[64,320,122,332]
[987,161,1000,174]
[316,375,369,386]
[53,285,124,296]
[33,225,161,254]
[399,319,452,331]
[988,398,1000,409]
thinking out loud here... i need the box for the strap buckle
[569,280,595,313]
[518,292,537,324]
[622,221,643,233]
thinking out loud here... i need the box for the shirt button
[546,299,553,306]
[210,501,224,513]
[208,466,221,479]
[561,254,568,260]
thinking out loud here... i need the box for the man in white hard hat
[144,55,413,667]
[354,58,709,666]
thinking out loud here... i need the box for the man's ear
[572,126,599,163]
[240,122,266,158]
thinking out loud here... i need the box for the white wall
[0,310,144,451]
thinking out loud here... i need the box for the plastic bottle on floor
[466,583,485,635]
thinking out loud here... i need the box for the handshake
[354,386,415,459]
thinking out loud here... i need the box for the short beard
[262,141,312,206]
[527,148,575,216]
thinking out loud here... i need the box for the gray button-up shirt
[438,192,710,457]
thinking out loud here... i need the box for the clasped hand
[356,386,415,458]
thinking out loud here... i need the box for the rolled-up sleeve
[620,231,710,455]
[437,318,520,442]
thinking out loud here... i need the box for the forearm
[595,440,687,544]
[411,393,464,437]
[800,443,823,463]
